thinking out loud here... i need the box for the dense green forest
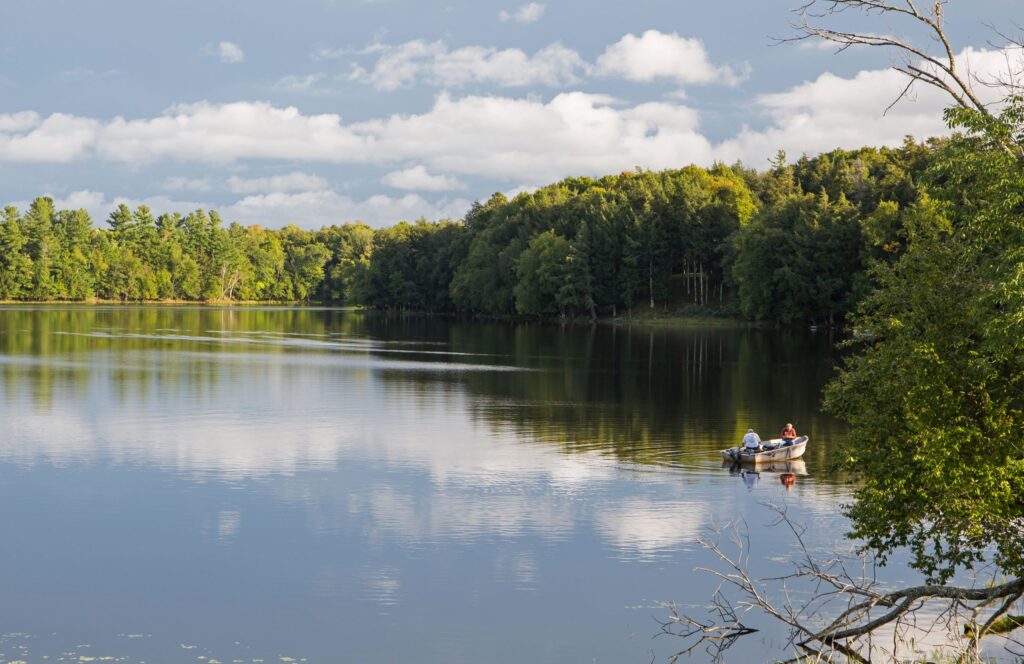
[0,138,945,324]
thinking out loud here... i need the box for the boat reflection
[722,459,807,476]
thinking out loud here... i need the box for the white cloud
[14,188,469,230]
[0,112,99,162]
[311,41,390,61]
[0,95,710,183]
[597,30,748,86]
[37,189,108,212]
[362,92,712,183]
[350,40,585,90]
[96,101,365,163]
[111,194,212,217]
[311,47,348,61]
[163,172,330,195]
[226,171,329,194]
[382,165,465,192]
[498,2,545,23]
[163,176,213,192]
[275,73,325,92]
[0,111,40,133]
[502,184,539,199]
[1,46,1018,183]
[346,31,742,92]
[216,41,245,64]
[224,190,471,227]
[714,48,1014,166]
[797,39,848,52]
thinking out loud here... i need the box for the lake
[0,305,856,663]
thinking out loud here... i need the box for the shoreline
[0,300,834,330]
[0,298,321,306]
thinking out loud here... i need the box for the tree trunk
[649,254,654,309]
[699,262,704,306]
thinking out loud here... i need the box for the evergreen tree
[0,207,32,299]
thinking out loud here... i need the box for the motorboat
[720,435,808,463]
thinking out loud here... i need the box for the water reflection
[0,305,856,663]
[0,306,847,471]
[595,498,707,557]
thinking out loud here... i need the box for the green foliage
[964,615,1024,638]
[450,166,764,317]
[318,223,374,303]
[825,99,1024,583]
[0,206,33,299]
[359,220,468,311]
[731,192,867,324]
[514,230,573,316]
[0,144,943,318]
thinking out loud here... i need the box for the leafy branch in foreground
[822,97,1024,589]
[660,505,1024,663]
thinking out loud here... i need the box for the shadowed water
[0,305,867,662]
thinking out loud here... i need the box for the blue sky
[1,0,1020,227]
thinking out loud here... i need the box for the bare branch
[787,0,992,114]
[885,77,918,115]
[661,505,1024,662]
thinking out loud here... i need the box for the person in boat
[780,422,798,446]
[742,428,762,452]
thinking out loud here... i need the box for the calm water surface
[0,306,858,663]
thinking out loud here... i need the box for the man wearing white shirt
[742,429,762,451]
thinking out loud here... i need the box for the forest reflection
[0,305,848,475]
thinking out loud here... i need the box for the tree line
[1,138,946,325]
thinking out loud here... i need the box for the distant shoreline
[0,301,824,330]
[0,298,309,306]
